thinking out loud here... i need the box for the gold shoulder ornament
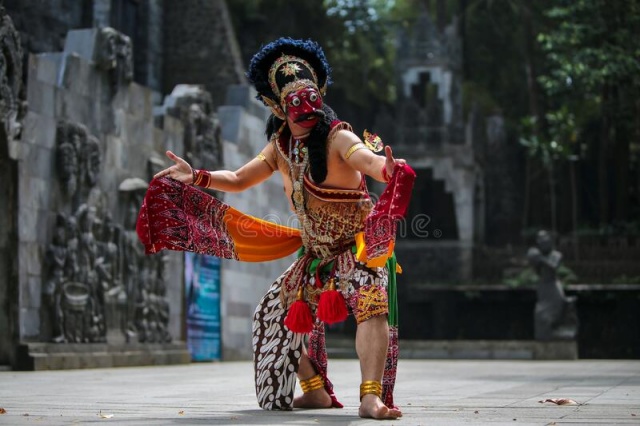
[363,129,383,152]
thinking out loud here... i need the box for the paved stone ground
[0,359,638,425]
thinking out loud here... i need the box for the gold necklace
[292,138,307,165]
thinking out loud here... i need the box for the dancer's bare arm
[154,144,276,192]
[334,130,405,183]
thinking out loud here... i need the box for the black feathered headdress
[247,38,332,109]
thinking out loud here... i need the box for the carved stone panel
[44,119,172,345]
[94,27,133,92]
[55,121,102,208]
[164,85,224,172]
[0,5,25,150]
[0,6,23,365]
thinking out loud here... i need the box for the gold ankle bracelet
[299,374,324,393]
[359,380,382,400]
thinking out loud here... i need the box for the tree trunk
[522,4,542,133]
[636,98,640,222]
[522,156,531,232]
[436,0,446,31]
[599,85,610,226]
[613,84,631,223]
[423,0,432,15]
[459,0,469,79]
[570,159,579,260]
[548,160,557,235]
[521,3,544,233]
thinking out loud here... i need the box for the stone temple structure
[391,7,485,286]
[0,0,291,370]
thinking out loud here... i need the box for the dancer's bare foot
[358,394,402,419]
[293,387,333,409]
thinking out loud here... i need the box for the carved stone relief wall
[3,3,271,367]
[0,4,23,365]
[18,27,184,348]
[0,4,25,151]
[42,119,174,345]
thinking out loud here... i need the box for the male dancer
[141,38,414,419]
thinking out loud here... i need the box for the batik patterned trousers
[252,259,399,410]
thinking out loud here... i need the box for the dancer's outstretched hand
[384,145,406,180]
[154,150,194,184]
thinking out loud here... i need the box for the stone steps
[15,342,191,371]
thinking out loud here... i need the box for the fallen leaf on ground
[0,408,6,414]
[178,411,184,415]
[539,398,579,406]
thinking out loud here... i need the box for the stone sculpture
[527,230,578,340]
[95,27,133,92]
[165,85,223,173]
[43,214,69,343]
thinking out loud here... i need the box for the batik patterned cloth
[137,176,302,262]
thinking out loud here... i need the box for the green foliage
[463,0,550,122]
[519,106,578,166]
[536,0,640,140]
[504,265,578,288]
[323,0,412,108]
[538,0,640,97]
[503,267,537,288]
[611,275,640,285]
[534,0,640,228]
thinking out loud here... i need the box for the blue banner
[185,253,221,361]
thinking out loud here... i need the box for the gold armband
[256,152,275,172]
[344,143,366,160]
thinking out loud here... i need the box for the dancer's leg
[356,315,402,419]
[293,346,332,408]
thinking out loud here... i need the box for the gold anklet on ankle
[359,380,382,400]
[300,374,324,393]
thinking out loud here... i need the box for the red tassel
[284,287,314,333]
[316,279,348,324]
